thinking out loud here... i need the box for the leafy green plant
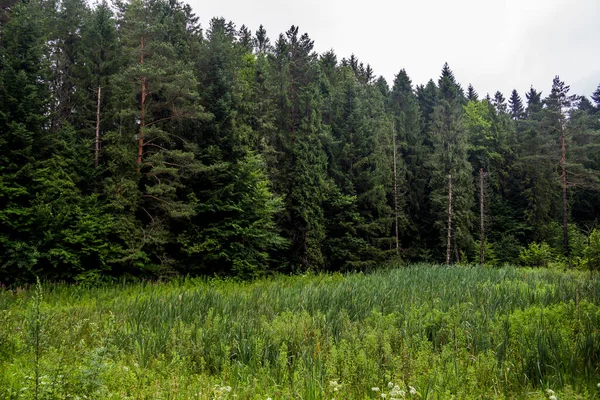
[519,242,554,267]
[584,229,600,273]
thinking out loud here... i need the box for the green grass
[1,264,599,399]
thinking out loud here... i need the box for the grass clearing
[1,264,599,399]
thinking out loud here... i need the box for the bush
[519,242,554,267]
[583,229,600,272]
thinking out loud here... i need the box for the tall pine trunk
[561,122,569,263]
[446,174,452,265]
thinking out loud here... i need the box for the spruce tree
[508,89,525,120]
[416,79,438,134]
[467,83,478,102]
[493,91,507,114]
[0,0,52,280]
[429,65,474,261]
[391,69,428,255]
[270,26,328,271]
[177,16,284,276]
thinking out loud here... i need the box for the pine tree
[544,76,577,259]
[109,0,203,273]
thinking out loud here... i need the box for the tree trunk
[95,86,101,169]
[561,122,570,264]
[480,168,485,266]
[136,36,146,171]
[446,174,452,265]
[392,125,399,255]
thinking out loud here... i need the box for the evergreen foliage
[1,0,600,281]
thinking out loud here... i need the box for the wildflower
[372,387,380,392]
[546,389,555,396]
[388,382,394,389]
[381,394,387,399]
[329,380,341,392]
[549,396,557,400]
[266,398,272,400]
[409,386,417,395]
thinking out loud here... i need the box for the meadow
[1,265,599,399]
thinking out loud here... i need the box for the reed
[0,265,599,399]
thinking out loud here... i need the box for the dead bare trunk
[95,86,101,169]
[480,168,485,266]
[446,174,452,265]
[136,36,146,172]
[392,126,399,255]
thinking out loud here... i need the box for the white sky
[189,0,600,100]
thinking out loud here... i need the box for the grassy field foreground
[1,265,600,399]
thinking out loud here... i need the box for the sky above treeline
[188,0,600,100]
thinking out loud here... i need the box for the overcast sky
[188,0,600,100]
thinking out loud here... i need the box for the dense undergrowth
[1,264,600,399]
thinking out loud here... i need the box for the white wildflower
[549,396,557,400]
[388,382,394,389]
[372,387,380,392]
[409,386,417,395]
[546,389,555,395]
[266,398,272,400]
[381,394,387,399]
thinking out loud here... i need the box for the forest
[1,0,600,284]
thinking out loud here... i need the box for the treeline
[1,0,600,283]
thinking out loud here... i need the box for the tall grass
[0,265,599,399]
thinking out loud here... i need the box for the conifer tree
[270,26,329,270]
[0,0,52,279]
[591,84,600,111]
[508,89,525,120]
[391,69,427,253]
[416,79,438,134]
[429,65,474,261]
[493,91,507,114]
[467,83,479,102]
[176,16,285,276]
[109,0,203,272]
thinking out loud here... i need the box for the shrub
[583,229,600,272]
[519,242,554,267]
